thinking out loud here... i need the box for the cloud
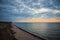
[0,0,60,22]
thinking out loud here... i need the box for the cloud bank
[0,0,60,21]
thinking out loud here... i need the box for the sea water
[13,22,60,40]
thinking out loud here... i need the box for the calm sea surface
[13,22,60,40]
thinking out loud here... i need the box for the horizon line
[17,20,60,22]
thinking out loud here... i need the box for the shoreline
[0,22,45,40]
[12,24,46,40]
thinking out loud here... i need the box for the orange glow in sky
[19,20,60,22]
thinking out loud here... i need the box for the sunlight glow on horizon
[17,20,60,22]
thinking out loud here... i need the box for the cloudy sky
[0,0,60,22]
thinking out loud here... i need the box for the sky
[0,0,60,22]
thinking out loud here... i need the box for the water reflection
[14,22,60,40]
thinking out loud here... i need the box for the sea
[13,22,60,40]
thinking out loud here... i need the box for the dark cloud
[0,0,60,21]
